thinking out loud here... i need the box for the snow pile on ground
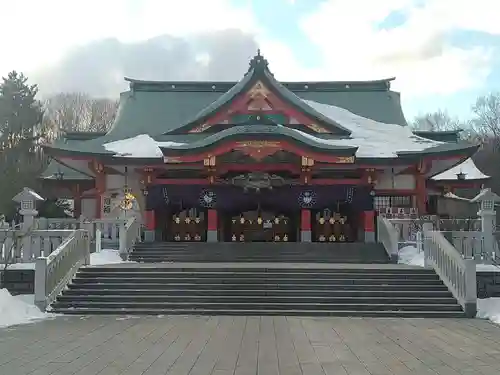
[397,245,425,267]
[90,249,131,265]
[0,289,54,328]
[477,298,500,324]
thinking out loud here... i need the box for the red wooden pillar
[415,173,427,215]
[95,172,105,219]
[207,209,218,242]
[363,210,375,242]
[144,210,156,231]
[300,209,312,242]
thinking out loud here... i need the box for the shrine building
[40,51,489,244]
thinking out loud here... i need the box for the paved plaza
[1,315,500,375]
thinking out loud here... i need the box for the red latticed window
[374,195,412,210]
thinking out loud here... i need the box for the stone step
[66,283,450,291]
[80,266,436,274]
[51,300,463,311]
[62,288,454,297]
[75,271,440,280]
[56,294,458,304]
[71,277,445,285]
[49,307,468,318]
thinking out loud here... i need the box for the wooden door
[230,211,291,242]
[313,209,352,242]
[170,208,206,242]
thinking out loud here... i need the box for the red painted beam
[163,140,354,164]
[217,163,301,174]
[311,179,365,185]
[153,178,208,185]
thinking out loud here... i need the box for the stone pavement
[1,316,500,375]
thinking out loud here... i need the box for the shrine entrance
[312,202,356,242]
[221,209,297,242]
[167,207,207,242]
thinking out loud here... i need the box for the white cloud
[299,0,497,97]
[0,0,498,100]
[0,0,261,76]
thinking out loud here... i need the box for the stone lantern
[471,188,500,254]
[12,187,44,230]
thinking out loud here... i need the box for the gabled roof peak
[247,50,272,75]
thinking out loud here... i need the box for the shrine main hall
[41,52,488,243]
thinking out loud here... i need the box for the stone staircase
[51,265,466,317]
[128,242,391,263]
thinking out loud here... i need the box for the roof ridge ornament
[248,49,271,74]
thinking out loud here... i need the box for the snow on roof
[432,158,489,181]
[103,134,185,158]
[299,100,442,157]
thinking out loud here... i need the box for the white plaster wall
[82,198,96,219]
[376,171,415,190]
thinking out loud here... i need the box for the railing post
[422,223,433,268]
[83,230,90,265]
[464,259,477,318]
[119,222,126,254]
[95,226,102,253]
[34,256,47,311]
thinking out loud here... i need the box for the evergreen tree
[0,71,45,218]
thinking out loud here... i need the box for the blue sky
[0,0,498,123]
[247,0,500,121]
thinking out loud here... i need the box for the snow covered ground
[0,289,56,328]
[90,249,132,265]
[2,248,133,270]
[398,245,500,324]
[0,249,131,329]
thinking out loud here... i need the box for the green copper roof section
[412,130,462,143]
[40,159,93,180]
[168,52,351,136]
[159,124,358,155]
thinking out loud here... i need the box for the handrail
[34,229,90,310]
[376,216,399,262]
[423,229,477,317]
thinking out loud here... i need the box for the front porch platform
[1,315,499,375]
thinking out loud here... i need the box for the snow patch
[299,100,443,158]
[432,158,489,181]
[397,245,425,267]
[103,134,164,158]
[0,289,55,328]
[90,249,131,265]
[477,298,500,324]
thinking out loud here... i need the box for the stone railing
[35,217,81,230]
[83,218,128,244]
[1,229,74,264]
[376,216,399,262]
[423,229,477,317]
[119,217,141,258]
[440,231,498,264]
[34,229,90,310]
